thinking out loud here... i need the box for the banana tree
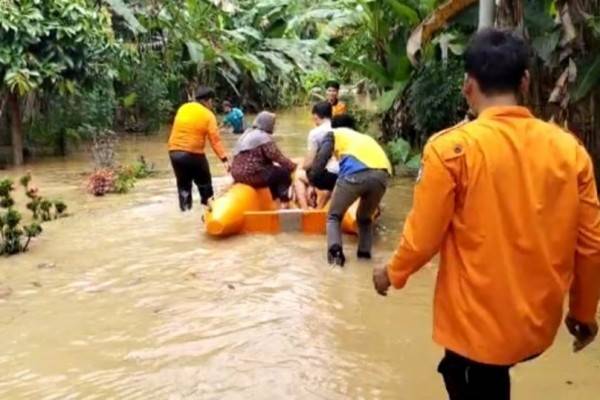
[406,0,477,64]
[324,0,435,112]
[519,0,600,180]
[127,0,334,108]
[401,0,599,180]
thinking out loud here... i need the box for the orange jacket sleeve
[207,113,228,161]
[569,145,600,323]
[387,143,457,288]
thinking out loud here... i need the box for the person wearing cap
[325,80,347,117]
[168,86,230,211]
[309,113,391,267]
[373,29,600,399]
[221,101,245,134]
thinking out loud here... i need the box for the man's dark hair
[464,29,529,95]
[312,101,332,119]
[195,86,215,101]
[331,114,356,130]
[326,80,340,90]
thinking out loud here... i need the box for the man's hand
[222,160,231,173]
[565,315,598,352]
[373,265,391,296]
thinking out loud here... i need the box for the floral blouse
[231,142,296,186]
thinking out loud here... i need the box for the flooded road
[1,108,599,399]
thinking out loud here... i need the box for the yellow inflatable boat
[204,184,363,237]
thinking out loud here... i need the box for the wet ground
[0,108,598,399]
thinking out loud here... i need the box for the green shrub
[131,156,156,179]
[301,69,331,93]
[86,155,155,196]
[351,108,379,137]
[118,55,173,133]
[387,137,411,166]
[27,80,117,155]
[387,137,421,174]
[1,174,68,256]
[407,58,467,144]
[113,167,137,194]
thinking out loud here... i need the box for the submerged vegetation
[86,128,155,196]
[0,174,68,255]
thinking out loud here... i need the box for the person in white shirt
[294,102,339,209]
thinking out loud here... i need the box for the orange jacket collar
[478,105,533,120]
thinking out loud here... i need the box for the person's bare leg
[293,178,309,209]
[293,169,311,209]
[316,190,331,209]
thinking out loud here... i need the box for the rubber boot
[328,244,346,267]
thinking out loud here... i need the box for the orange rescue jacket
[331,101,347,117]
[168,102,228,160]
[387,106,600,365]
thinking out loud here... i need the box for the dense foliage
[407,59,466,147]
[0,0,122,95]
[0,0,598,172]
[0,0,126,163]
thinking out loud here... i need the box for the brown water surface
[0,108,598,399]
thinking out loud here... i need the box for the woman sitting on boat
[231,111,297,207]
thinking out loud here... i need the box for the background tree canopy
[0,0,598,174]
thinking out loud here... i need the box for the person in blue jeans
[222,101,245,134]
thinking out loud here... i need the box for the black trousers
[309,169,338,191]
[169,151,214,210]
[438,351,511,400]
[263,166,292,202]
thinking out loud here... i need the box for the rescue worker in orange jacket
[325,81,347,117]
[373,29,600,400]
[168,86,230,211]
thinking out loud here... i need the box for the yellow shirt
[168,102,227,160]
[387,106,600,365]
[333,128,392,175]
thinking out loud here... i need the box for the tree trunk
[478,0,495,30]
[495,0,524,30]
[8,92,23,166]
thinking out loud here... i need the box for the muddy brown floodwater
[0,107,599,399]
